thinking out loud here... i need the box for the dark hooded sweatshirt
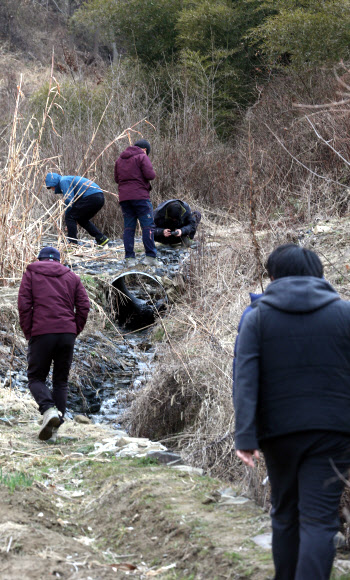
[114,146,156,202]
[234,276,350,450]
[18,262,90,340]
[153,199,197,238]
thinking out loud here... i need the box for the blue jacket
[234,276,350,450]
[45,173,103,211]
[232,292,263,401]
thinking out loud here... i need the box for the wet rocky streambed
[0,238,192,428]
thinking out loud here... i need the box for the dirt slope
[0,388,274,580]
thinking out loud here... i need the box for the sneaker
[97,235,110,247]
[125,257,137,267]
[39,407,61,441]
[143,256,162,267]
[47,426,58,443]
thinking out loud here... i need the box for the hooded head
[45,173,61,192]
[134,139,151,156]
[166,201,182,223]
[38,246,61,262]
[266,244,323,280]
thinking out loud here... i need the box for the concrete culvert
[111,270,168,330]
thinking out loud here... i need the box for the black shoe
[97,235,110,247]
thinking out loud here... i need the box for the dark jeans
[261,431,350,580]
[65,192,105,244]
[27,333,76,417]
[120,199,157,258]
[154,210,202,245]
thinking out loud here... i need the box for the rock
[218,487,237,499]
[334,559,350,571]
[334,531,347,549]
[219,496,250,506]
[74,415,91,424]
[252,533,272,550]
[147,451,184,465]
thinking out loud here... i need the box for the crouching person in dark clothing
[234,243,350,580]
[18,247,90,441]
[153,199,201,247]
[45,173,109,246]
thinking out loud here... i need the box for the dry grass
[127,218,277,502]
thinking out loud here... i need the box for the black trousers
[65,192,104,243]
[27,333,76,417]
[261,431,350,580]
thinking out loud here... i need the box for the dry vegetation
[2,37,350,520]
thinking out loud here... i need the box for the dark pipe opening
[111,271,168,330]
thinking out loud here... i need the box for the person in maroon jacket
[114,139,159,267]
[18,246,90,441]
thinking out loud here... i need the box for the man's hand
[236,449,260,468]
[174,229,182,237]
[163,229,172,237]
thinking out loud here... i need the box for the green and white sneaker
[143,256,162,267]
[39,407,61,441]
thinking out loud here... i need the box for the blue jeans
[120,200,157,258]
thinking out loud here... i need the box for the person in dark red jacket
[114,139,158,266]
[18,246,90,441]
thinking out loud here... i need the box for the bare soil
[0,388,275,580]
[2,219,350,578]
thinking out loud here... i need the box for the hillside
[2,2,350,578]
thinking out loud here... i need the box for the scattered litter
[171,465,203,476]
[146,563,176,576]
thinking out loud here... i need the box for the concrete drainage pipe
[111,270,168,330]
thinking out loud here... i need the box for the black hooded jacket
[234,276,350,450]
[153,199,197,238]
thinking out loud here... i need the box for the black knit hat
[38,246,60,262]
[134,139,151,156]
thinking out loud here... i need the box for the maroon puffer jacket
[114,146,156,201]
[18,262,90,340]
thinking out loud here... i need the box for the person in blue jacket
[234,243,350,580]
[45,173,109,246]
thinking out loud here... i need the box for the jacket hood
[156,199,184,212]
[249,292,263,305]
[27,261,71,278]
[45,173,61,194]
[120,146,146,160]
[259,276,340,313]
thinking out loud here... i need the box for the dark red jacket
[114,146,156,202]
[18,262,90,340]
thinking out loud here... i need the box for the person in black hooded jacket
[153,199,201,246]
[234,244,350,580]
